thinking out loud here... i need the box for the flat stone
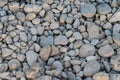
[2,48,13,58]
[97,3,111,14]
[26,51,38,66]
[98,44,114,57]
[83,60,100,76]
[16,12,25,22]
[50,22,59,30]
[39,45,51,61]
[51,45,59,56]
[79,44,95,57]
[93,72,109,80]
[54,35,68,45]
[9,2,19,12]
[38,75,52,80]
[26,13,36,20]
[81,3,96,18]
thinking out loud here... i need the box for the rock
[0,72,10,79]
[110,55,120,71]
[19,32,27,42]
[17,54,25,62]
[73,19,80,28]
[52,61,63,70]
[32,18,40,25]
[54,35,68,45]
[66,72,76,80]
[81,3,96,18]
[8,59,21,70]
[60,14,67,23]
[73,32,82,40]
[0,64,8,72]
[31,28,37,35]
[83,60,100,76]
[25,69,36,79]
[110,74,120,80]
[38,75,52,80]
[70,60,81,65]
[2,48,13,58]
[40,36,53,47]
[26,13,36,20]
[50,22,59,30]
[9,2,19,12]
[26,51,38,66]
[79,44,95,57]
[37,26,44,35]
[43,0,54,4]
[113,24,120,46]
[86,56,97,61]
[0,0,7,7]
[16,12,25,22]
[97,3,111,14]
[87,22,104,40]
[109,9,120,22]
[39,45,51,61]
[51,45,59,56]
[66,16,73,24]
[93,72,109,80]
[98,44,114,57]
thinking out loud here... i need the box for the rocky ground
[0,0,120,80]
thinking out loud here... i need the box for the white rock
[93,72,109,80]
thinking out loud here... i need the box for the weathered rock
[79,44,95,57]
[113,24,120,46]
[93,72,109,80]
[39,45,51,61]
[87,22,104,40]
[66,72,76,80]
[83,60,100,76]
[81,3,96,18]
[110,55,120,71]
[26,13,36,20]
[50,22,59,30]
[51,45,59,56]
[52,61,63,70]
[26,51,38,66]
[38,75,52,80]
[110,74,120,80]
[16,12,25,22]
[2,48,13,58]
[97,3,111,14]
[54,35,68,45]
[9,2,19,12]
[8,59,21,70]
[98,44,114,57]
[0,0,7,7]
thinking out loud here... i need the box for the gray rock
[54,35,68,45]
[73,32,82,40]
[83,60,100,76]
[110,55,120,71]
[93,72,109,80]
[8,59,21,70]
[60,14,67,23]
[52,61,63,70]
[50,22,59,30]
[37,26,44,35]
[31,28,37,35]
[38,75,52,80]
[26,13,36,20]
[113,24,120,46]
[26,51,38,66]
[19,32,27,42]
[73,19,80,28]
[81,3,96,18]
[40,36,53,47]
[110,74,120,80]
[70,60,81,65]
[32,18,40,25]
[39,45,51,61]
[87,22,104,40]
[51,45,59,56]
[0,0,7,7]
[66,72,76,80]
[16,12,25,22]
[98,44,114,57]
[97,3,111,14]
[43,0,54,4]
[0,63,8,72]
[79,44,95,57]
[2,48,13,58]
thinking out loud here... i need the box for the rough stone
[16,12,25,22]
[93,72,109,80]
[9,2,19,12]
[50,22,59,30]
[2,48,13,58]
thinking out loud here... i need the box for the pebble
[110,74,120,80]
[81,3,96,18]
[9,2,19,12]
[8,59,21,70]
[66,72,76,80]
[26,51,38,66]
[93,72,109,80]
[97,3,111,14]
[19,32,27,42]
[2,48,13,58]
[98,44,114,57]
[38,75,52,80]
[110,55,120,71]
[73,32,82,40]
[52,61,63,70]
[54,35,68,45]
[16,12,25,22]
[39,45,51,61]
[0,0,7,7]
[51,45,59,56]
[83,60,100,76]
[26,13,36,20]
[50,22,59,30]
[79,44,95,57]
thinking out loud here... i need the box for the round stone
[93,72,109,80]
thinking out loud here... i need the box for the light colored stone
[54,35,68,45]
[9,2,19,12]
[98,44,114,57]
[32,18,40,25]
[79,44,95,57]
[52,61,63,70]
[26,13,36,20]
[73,32,82,40]
[51,45,59,56]
[19,32,27,42]
[37,26,44,35]
[39,45,51,61]
[2,48,13,58]
[83,60,100,76]
[0,0,7,7]
[38,75,52,80]
[109,10,120,22]
[50,22,59,30]
[81,3,96,18]
[26,51,38,66]
[93,72,109,80]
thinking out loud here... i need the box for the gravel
[0,0,119,80]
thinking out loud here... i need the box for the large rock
[93,72,109,80]
[83,60,100,76]
[113,24,120,46]
[54,35,68,45]
[26,51,38,66]
[79,44,95,57]
[87,22,104,40]
[98,44,114,57]
[39,45,51,61]
[81,3,96,18]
